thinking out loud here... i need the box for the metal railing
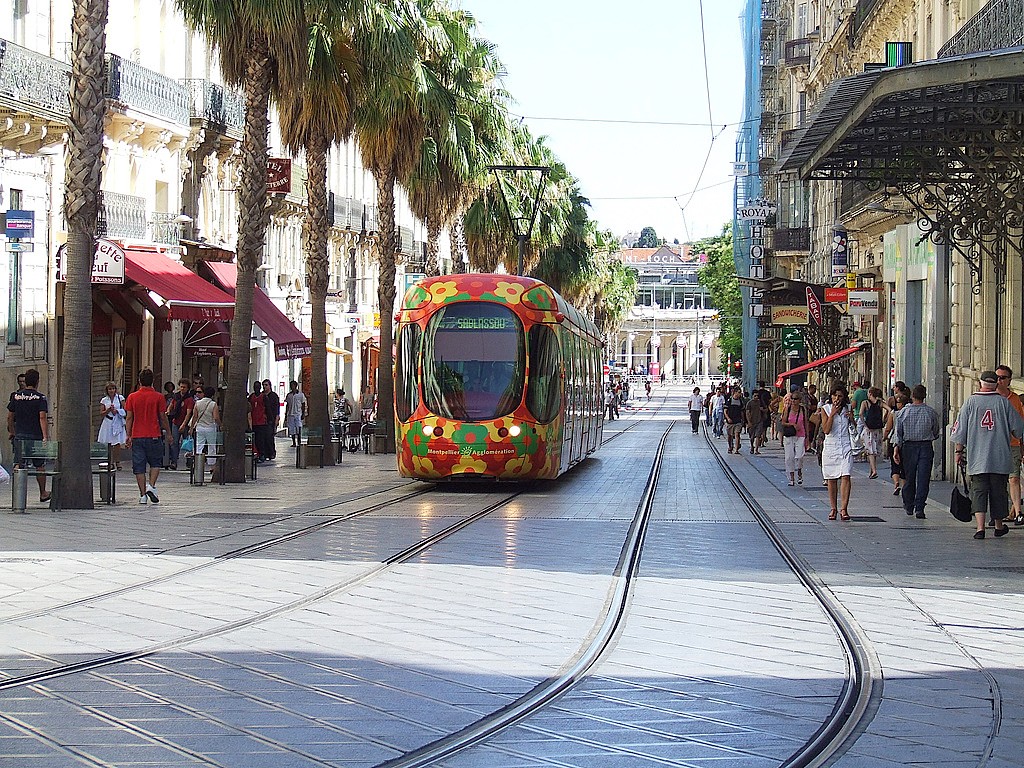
[150,211,188,246]
[938,0,1024,57]
[97,191,147,239]
[851,0,881,39]
[182,78,244,132]
[772,227,810,252]
[784,38,811,66]
[0,38,70,118]
[105,53,190,125]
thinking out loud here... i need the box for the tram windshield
[422,303,525,421]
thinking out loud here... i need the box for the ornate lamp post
[489,165,550,275]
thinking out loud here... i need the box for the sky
[463,0,746,245]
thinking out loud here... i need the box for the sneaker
[995,526,1010,537]
[145,484,159,504]
[788,479,795,486]
[905,507,914,515]
[139,494,148,505]
[915,512,926,519]
[1015,515,1024,527]
[797,473,803,485]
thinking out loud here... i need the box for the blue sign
[5,210,35,239]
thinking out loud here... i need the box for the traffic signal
[734,360,743,372]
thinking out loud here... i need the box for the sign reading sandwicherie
[55,239,126,284]
[771,305,811,325]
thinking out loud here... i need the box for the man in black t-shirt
[261,380,281,460]
[6,368,51,500]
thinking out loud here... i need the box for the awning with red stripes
[774,342,869,389]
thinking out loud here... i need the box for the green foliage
[695,224,742,361]
[636,226,660,248]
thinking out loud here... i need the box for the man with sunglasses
[995,365,1024,524]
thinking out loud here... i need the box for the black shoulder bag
[950,463,974,523]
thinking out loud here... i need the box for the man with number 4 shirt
[951,370,1024,540]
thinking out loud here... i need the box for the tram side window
[526,324,561,423]
[395,323,422,422]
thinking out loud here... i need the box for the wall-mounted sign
[831,228,848,278]
[267,158,292,193]
[55,239,126,285]
[737,202,777,221]
[771,305,810,325]
[4,209,35,239]
[848,290,880,315]
[806,287,823,326]
[824,287,848,303]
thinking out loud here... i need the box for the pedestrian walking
[284,381,307,446]
[859,387,888,479]
[124,368,172,504]
[166,379,194,471]
[687,387,704,433]
[711,387,726,438]
[995,365,1024,524]
[819,384,855,521]
[262,380,281,460]
[188,386,222,481]
[745,391,765,454]
[893,384,941,519]
[645,379,652,401]
[96,382,127,470]
[883,392,909,496]
[781,394,808,485]
[725,387,745,454]
[6,368,50,502]
[951,370,1024,539]
[605,385,619,421]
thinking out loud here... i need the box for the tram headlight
[497,427,509,438]
[422,425,434,437]
[509,425,521,437]
[433,426,444,437]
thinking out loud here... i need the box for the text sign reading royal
[55,239,126,284]
[737,202,777,221]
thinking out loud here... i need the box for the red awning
[201,261,312,360]
[124,248,235,321]
[183,320,231,357]
[775,343,869,389]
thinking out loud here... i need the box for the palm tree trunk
[425,216,441,277]
[374,166,398,452]
[224,39,272,482]
[450,218,467,274]
[58,0,109,508]
[304,135,330,447]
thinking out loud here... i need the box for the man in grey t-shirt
[951,370,1024,539]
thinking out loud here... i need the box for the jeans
[169,422,183,467]
[689,410,701,432]
[712,411,725,437]
[900,441,934,513]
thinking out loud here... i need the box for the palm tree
[278,8,360,446]
[58,0,110,508]
[531,186,597,305]
[352,1,428,450]
[177,0,308,481]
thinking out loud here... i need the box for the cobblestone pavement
[1,384,1022,768]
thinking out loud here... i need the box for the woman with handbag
[96,382,127,470]
[781,393,807,486]
[819,383,855,521]
[189,386,221,482]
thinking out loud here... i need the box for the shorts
[1012,444,1023,478]
[969,472,1010,520]
[727,423,744,438]
[131,437,165,474]
[13,436,46,468]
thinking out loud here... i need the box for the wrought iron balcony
[938,0,1024,57]
[0,38,70,118]
[97,191,147,239]
[182,78,244,133]
[105,53,190,125]
[399,226,414,256]
[150,211,189,246]
[839,179,877,216]
[772,227,810,252]
[329,195,365,230]
[784,38,811,66]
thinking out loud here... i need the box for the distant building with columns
[609,246,722,379]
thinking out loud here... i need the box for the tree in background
[695,224,741,365]
[636,226,660,248]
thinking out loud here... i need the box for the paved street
[2,385,1023,767]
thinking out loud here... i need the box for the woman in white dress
[818,384,854,521]
[96,382,127,469]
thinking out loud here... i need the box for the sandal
[840,509,851,521]
[868,472,878,479]
[828,510,838,521]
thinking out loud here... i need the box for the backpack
[865,400,884,429]
[167,392,182,420]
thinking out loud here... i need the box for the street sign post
[6,241,33,252]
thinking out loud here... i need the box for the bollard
[12,467,28,513]
[98,467,112,503]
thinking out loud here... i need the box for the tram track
[702,424,883,768]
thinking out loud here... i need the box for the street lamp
[489,165,550,275]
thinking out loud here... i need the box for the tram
[394,274,605,481]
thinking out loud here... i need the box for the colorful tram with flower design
[394,274,605,481]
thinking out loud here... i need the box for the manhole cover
[850,516,886,522]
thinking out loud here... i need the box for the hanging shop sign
[4,209,35,239]
[771,305,810,325]
[824,287,848,303]
[848,290,880,315]
[831,228,848,278]
[806,287,823,326]
[267,158,292,193]
[55,239,126,285]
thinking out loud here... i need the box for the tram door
[571,334,585,465]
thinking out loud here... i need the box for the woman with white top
[96,381,127,470]
[818,383,854,521]
[781,394,808,486]
[189,385,221,480]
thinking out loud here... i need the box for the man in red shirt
[248,380,269,462]
[125,368,172,504]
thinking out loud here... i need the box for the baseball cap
[980,370,998,384]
